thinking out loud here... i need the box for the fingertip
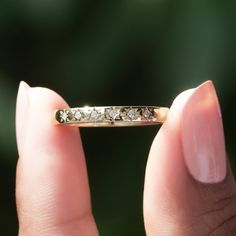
[150,88,195,153]
[16,81,76,156]
[15,83,98,235]
[144,80,234,236]
[168,88,195,120]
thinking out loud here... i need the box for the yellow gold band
[54,106,169,127]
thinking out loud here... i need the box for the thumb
[143,81,236,236]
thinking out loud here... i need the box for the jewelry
[54,106,169,127]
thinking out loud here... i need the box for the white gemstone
[74,111,82,120]
[90,110,100,120]
[61,112,68,121]
[108,109,119,119]
[142,108,152,119]
[127,109,138,120]
[83,110,91,119]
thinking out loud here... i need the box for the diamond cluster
[56,106,156,124]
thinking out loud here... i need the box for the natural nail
[182,81,226,183]
[16,81,30,156]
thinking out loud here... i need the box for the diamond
[107,108,120,120]
[142,108,152,119]
[67,111,74,120]
[83,110,91,119]
[74,110,82,120]
[61,111,68,121]
[127,108,139,120]
[90,109,100,120]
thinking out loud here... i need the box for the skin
[15,81,236,236]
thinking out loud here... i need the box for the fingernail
[16,81,30,156]
[182,81,226,183]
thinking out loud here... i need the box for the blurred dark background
[0,0,236,235]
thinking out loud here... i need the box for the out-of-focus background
[0,1,236,235]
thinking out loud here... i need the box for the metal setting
[54,106,169,127]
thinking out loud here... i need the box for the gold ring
[54,106,169,127]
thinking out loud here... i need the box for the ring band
[54,106,169,127]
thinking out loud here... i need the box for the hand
[15,81,236,236]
